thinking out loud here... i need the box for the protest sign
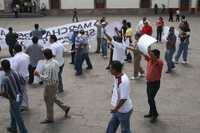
[0,20,97,49]
[105,21,122,37]
[138,34,157,55]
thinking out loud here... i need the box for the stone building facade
[0,0,200,13]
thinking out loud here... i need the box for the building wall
[106,0,139,8]
[61,0,94,9]
[0,0,199,11]
[192,0,197,8]
[0,0,4,10]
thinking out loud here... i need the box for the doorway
[49,0,60,9]
[95,0,106,9]
[140,0,152,8]
[180,0,191,11]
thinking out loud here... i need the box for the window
[95,0,106,9]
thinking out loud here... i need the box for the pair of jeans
[175,42,189,62]
[71,44,75,64]
[10,97,28,133]
[156,27,163,42]
[106,109,133,133]
[147,81,160,116]
[96,38,101,53]
[165,49,175,71]
[58,64,64,92]
[101,38,107,57]
[28,65,36,84]
[75,52,83,74]
[82,53,93,69]
[8,45,15,57]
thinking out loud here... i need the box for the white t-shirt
[112,40,127,64]
[47,42,65,67]
[111,74,133,113]
[10,52,30,79]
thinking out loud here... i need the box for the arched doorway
[95,0,106,9]
[180,0,191,11]
[140,0,152,8]
[49,0,60,9]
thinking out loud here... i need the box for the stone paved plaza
[0,15,200,133]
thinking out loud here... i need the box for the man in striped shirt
[0,60,28,133]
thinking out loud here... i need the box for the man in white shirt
[11,44,30,111]
[104,32,127,64]
[106,61,133,133]
[47,35,65,93]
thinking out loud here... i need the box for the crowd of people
[0,14,191,133]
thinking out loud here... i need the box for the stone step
[0,12,45,18]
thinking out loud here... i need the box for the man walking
[0,60,28,133]
[5,27,18,57]
[11,45,30,111]
[106,61,133,133]
[48,35,65,93]
[34,49,70,124]
[26,37,44,84]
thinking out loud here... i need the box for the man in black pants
[143,49,163,123]
[5,27,18,57]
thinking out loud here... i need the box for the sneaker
[130,76,140,80]
[75,72,82,76]
[106,66,110,70]
[86,67,93,70]
[64,106,71,118]
[144,114,152,118]
[174,60,179,64]
[103,56,107,59]
[181,61,187,64]
[40,120,54,124]
[171,66,176,70]
[165,70,172,73]
[150,115,159,123]
[7,127,17,133]
[139,73,145,77]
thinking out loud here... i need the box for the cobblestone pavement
[0,16,200,133]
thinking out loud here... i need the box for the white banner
[138,34,157,55]
[0,20,97,49]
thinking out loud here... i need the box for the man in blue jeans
[0,60,28,133]
[75,30,93,76]
[175,16,190,64]
[101,21,108,58]
[165,27,177,73]
[106,61,133,133]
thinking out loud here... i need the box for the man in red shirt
[143,49,163,123]
[142,21,153,36]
